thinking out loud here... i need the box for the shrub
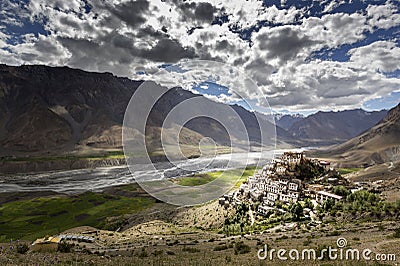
[58,241,73,253]
[182,246,200,253]
[152,250,164,256]
[138,248,148,258]
[333,186,350,197]
[234,242,251,255]
[214,245,228,251]
[393,228,400,238]
[16,243,29,254]
[167,240,179,246]
[327,230,340,237]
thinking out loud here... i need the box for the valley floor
[1,160,399,265]
[1,220,399,265]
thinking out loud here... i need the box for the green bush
[333,186,350,197]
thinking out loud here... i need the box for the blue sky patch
[192,81,231,97]
[364,91,400,111]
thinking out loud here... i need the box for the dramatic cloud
[254,26,316,62]
[0,0,399,112]
[107,0,150,29]
[348,41,400,73]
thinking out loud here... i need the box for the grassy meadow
[0,191,155,242]
[174,166,257,187]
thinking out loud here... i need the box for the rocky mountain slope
[0,64,392,172]
[286,109,387,145]
[0,64,290,163]
[275,114,304,130]
[316,103,400,167]
[0,65,140,157]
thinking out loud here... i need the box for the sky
[0,0,399,114]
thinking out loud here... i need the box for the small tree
[333,186,350,197]
[322,199,335,212]
[290,202,303,221]
[304,198,313,209]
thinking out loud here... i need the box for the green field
[175,166,257,187]
[337,167,362,175]
[0,166,256,242]
[0,192,155,242]
[1,151,126,163]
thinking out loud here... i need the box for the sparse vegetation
[234,241,251,255]
[393,227,400,238]
[138,248,148,258]
[318,189,400,219]
[58,241,73,253]
[333,185,350,197]
[337,168,362,175]
[152,250,164,256]
[166,250,175,255]
[2,151,126,163]
[16,243,29,254]
[224,203,251,236]
[182,246,200,253]
[213,244,228,251]
[289,202,304,221]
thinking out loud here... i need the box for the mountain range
[0,64,280,160]
[275,109,388,146]
[317,103,400,167]
[0,64,394,171]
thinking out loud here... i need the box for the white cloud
[0,0,399,112]
[348,41,400,73]
[367,2,400,30]
[300,12,369,48]
[258,5,304,25]
[203,0,264,28]
[322,0,345,13]
[0,0,30,27]
[8,34,70,66]
[257,59,400,111]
